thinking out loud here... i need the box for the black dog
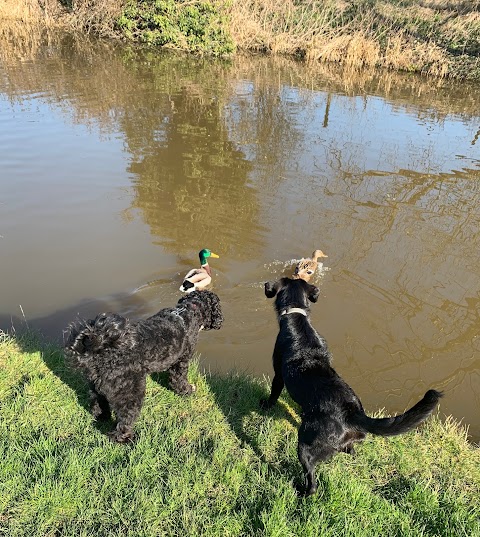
[64,290,223,442]
[262,277,442,496]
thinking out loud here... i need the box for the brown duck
[292,249,328,282]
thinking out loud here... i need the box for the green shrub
[117,0,235,56]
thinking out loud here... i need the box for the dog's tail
[64,313,130,357]
[349,389,443,437]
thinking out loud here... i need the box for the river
[1,35,479,439]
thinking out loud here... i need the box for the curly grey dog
[64,290,223,442]
[262,277,443,496]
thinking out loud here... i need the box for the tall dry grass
[0,0,64,64]
[0,0,124,35]
[0,0,67,25]
[66,0,126,36]
[0,0,47,22]
[227,0,480,77]
[227,0,339,55]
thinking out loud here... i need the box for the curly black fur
[262,277,443,496]
[64,290,223,442]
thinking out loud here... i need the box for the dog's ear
[307,284,320,303]
[264,281,280,298]
[199,291,223,331]
[210,295,224,330]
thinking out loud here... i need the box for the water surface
[1,36,479,438]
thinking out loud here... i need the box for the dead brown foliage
[227,0,479,76]
[0,0,124,36]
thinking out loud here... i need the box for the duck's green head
[199,248,219,266]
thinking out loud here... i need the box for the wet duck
[293,249,328,282]
[179,248,220,293]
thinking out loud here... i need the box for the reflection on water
[127,82,259,261]
[0,35,479,439]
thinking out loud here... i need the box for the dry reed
[0,0,65,24]
[227,0,479,76]
[65,0,125,36]
[0,0,478,78]
[0,0,124,35]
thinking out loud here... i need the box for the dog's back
[274,309,364,413]
[265,277,442,431]
[275,311,442,434]
[65,313,130,357]
[64,290,223,443]
[64,313,139,382]
[64,309,188,374]
[263,277,443,495]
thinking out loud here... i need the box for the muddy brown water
[1,36,479,439]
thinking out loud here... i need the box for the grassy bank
[0,332,479,536]
[0,0,479,79]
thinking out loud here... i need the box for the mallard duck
[292,249,328,282]
[179,248,220,293]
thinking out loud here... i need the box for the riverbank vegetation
[1,0,479,79]
[1,331,479,536]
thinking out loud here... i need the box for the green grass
[1,332,479,537]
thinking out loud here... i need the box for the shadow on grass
[0,290,150,438]
[3,318,118,437]
[374,475,459,537]
[150,371,170,389]
[205,369,302,474]
[375,474,415,505]
[205,369,336,502]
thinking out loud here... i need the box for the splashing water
[263,259,330,285]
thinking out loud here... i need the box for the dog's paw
[260,398,273,410]
[184,383,197,395]
[92,408,111,422]
[295,481,317,498]
[175,383,196,396]
[108,428,135,444]
[342,445,356,456]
